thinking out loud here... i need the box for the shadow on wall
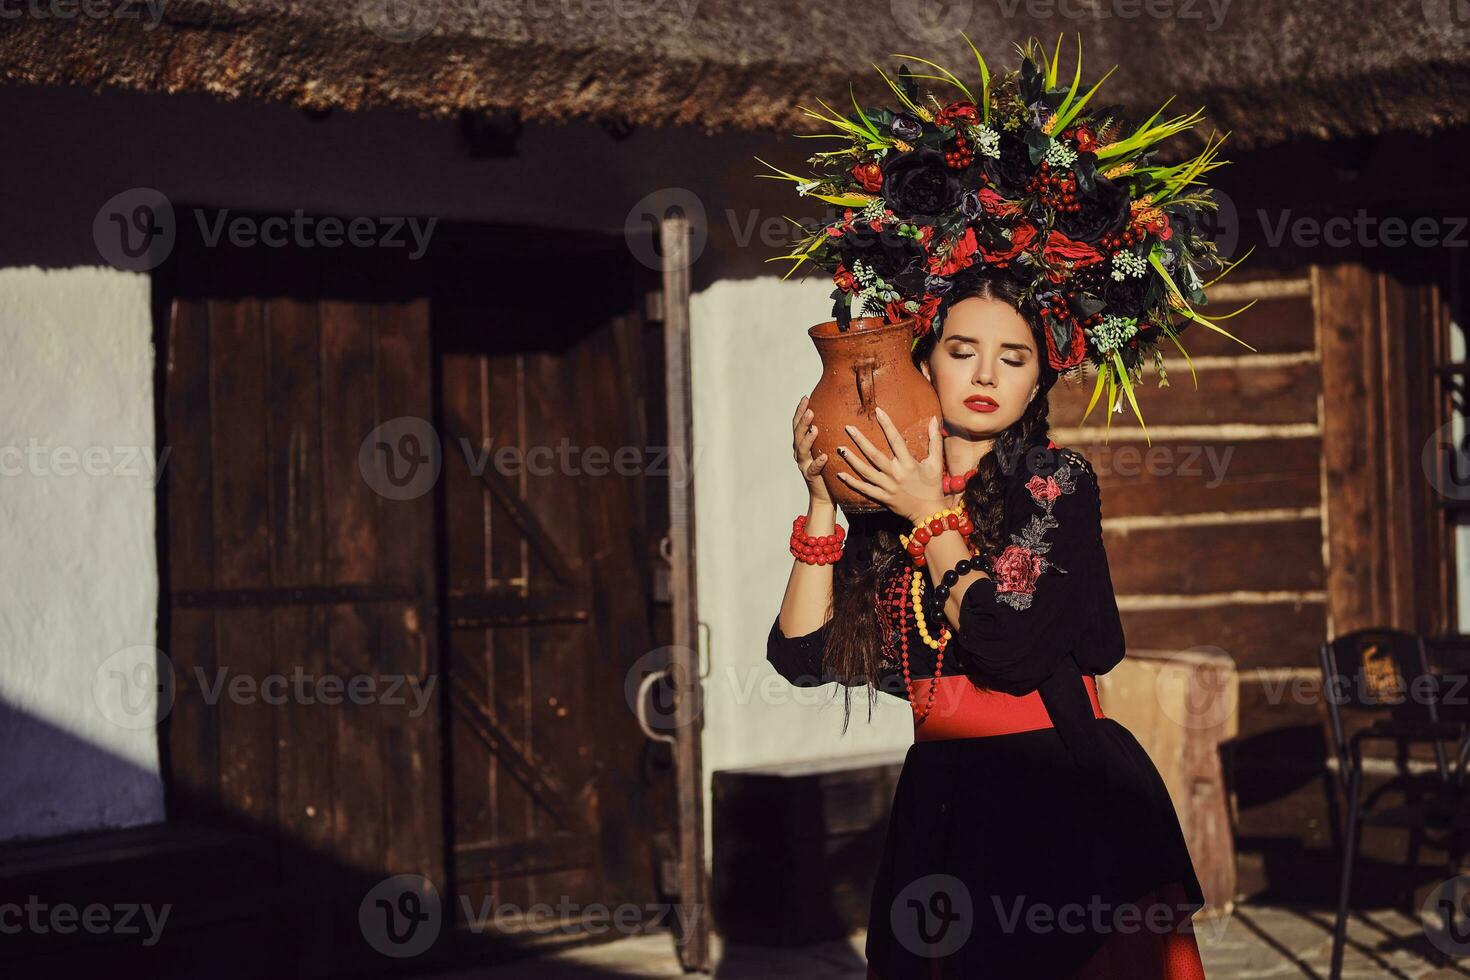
[0,694,163,843]
[0,698,676,979]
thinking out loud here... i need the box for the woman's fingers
[835,441,889,488]
[791,395,811,434]
[836,469,885,502]
[873,407,915,466]
[842,423,893,474]
[798,423,819,457]
[806,451,829,476]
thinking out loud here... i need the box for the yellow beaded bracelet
[900,503,972,567]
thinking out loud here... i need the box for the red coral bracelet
[791,514,845,565]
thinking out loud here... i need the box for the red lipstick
[964,395,999,414]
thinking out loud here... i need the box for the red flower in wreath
[1142,211,1173,241]
[1045,322,1090,371]
[928,227,979,276]
[979,220,1039,266]
[978,188,1021,218]
[1026,474,1063,503]
[993,544,1044,598]
[833,263,855,292]
[1042,230,1106,268]
[935,101,980,128]
[851,161,884,194]
[886,293,943,337]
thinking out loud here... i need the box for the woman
[768,268,1208,979]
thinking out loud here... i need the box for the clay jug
[807,316,943,514]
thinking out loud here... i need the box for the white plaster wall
[0,266,164,840]
[691,276,913,861]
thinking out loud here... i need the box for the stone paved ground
[431,903,1470,978]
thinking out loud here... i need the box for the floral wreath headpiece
[759,35,1257,437]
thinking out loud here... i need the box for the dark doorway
[147,211,675,975]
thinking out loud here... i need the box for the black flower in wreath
[890,111,924,143]
[1102,268,1157,318]
[880,147,962,222]
[1057,175,1131,244]
[985,132,1035,196]
[839,222,928,293]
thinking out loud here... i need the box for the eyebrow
[945,334,1033,352]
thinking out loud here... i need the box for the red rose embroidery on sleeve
[994,458,1080,610]
[993,544,1044,597]
[1026,474,1062,503]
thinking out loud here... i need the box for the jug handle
[854,357,877,416]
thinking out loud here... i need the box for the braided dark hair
[823,267,1059,733]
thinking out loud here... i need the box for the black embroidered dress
[767,446,1205,979]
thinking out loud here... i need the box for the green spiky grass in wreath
[756,34,1257,442]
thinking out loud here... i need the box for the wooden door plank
[441,352,497,852]
[319,273,388,885]
[259,250,335,972]
[375,293,444,884]
[569,310,663,907]
[522,349,596,905]
[485,353,533,910]
[162,295,219,821]
[206,252,277,835]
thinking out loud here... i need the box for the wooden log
[1099,649,1240,916]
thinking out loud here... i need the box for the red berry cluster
[943,132,973,170]
[790,515,845,565]
[1025,161,1080,213]
[1101,222,1145,251]
[1038,293,1103,331]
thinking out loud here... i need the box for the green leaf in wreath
[1074,152,1097,194]
[1025,128,1051,165]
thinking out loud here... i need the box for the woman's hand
[792,395,833,506]
[834,408,946,524]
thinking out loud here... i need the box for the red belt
[913,673,1104,741]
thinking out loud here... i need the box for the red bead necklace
[883,537,978,729]
[942,466,977,494]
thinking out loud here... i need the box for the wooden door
[158,228,442,974]
[432,231,672,953]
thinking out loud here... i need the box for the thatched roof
[2,0,1468,151]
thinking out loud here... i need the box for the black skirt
[863,714,1206,979]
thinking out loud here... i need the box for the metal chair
[1321,628,1470,979]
